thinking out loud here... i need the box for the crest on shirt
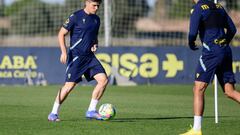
[68,73,71,79]
[196,73,200,78]
[83,18,86,24]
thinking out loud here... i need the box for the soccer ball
[98,103,116,120]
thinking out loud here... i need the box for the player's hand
[91,44,98,53]
[60,53,67,64]
[189,41,199,51]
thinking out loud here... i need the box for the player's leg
[86,73,108,119]
[217,50,240,103]
[223,83,240,103]
[193,81,208,128]
[180,56,215,135]
[192,57,213,132]
[180,81,207,135]
[48,82,77,121]
[84,56,108,119]
[55,82,77,104]
[92,73,108,100]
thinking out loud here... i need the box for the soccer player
[48,0,108,121]
[180,0,240,134]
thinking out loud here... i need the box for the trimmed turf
[0,85,239,135]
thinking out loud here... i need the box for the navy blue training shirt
[63,9,100,56]
[189,0,236,51]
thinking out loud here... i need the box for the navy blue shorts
[65,55,106,83]
[195,50,235,86]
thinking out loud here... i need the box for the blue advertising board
[0,47,240,85]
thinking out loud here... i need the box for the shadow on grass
[111,116,231,122]
[60,116,232,122]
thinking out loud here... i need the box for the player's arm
[224,10,237,44]
[91,16,100,53]
[58,27,69,64]
[91,39,98,53]
[59,14,76,64]
[188,5,202,50]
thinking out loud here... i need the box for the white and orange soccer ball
[98,103,116,120]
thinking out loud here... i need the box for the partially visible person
[48,0,108,122]
[180,0,240,134]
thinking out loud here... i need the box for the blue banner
[0,47,240,85]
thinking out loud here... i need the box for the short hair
[87,0,102,4]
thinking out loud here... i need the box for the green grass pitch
[0,85,240,135]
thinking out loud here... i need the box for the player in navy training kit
[48,0,108,121]
[180,0,240,135]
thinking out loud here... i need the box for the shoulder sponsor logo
[63,18,70,27]
[216,4,223,9]
[201,4,209,10]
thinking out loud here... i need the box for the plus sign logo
[162,54,184,78]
